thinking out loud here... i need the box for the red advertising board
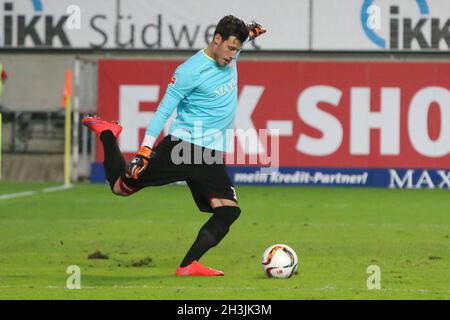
[98,60,450,169]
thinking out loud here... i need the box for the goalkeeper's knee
[112,177,139,197]
[201,206,241,245]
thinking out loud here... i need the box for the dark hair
[214,15,248,44]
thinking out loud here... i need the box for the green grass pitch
[0,181,449,299]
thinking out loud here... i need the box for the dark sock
[180,206,241,267]
[100,130,126,190]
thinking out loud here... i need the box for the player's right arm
[143,64,199,147]
[125,64,198,179]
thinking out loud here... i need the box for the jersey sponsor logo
[214,78,237,97]
[199,66,213,75]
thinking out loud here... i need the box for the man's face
[213,35,243,67]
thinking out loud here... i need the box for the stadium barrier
[88,59,450,189]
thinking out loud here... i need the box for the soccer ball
[262,244,298,278]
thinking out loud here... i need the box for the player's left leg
[209,198,238,208]
[176,163,241,276]
[176,200,240,276]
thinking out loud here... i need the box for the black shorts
[120,135,238,213]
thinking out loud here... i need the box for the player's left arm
[237,22,266,58]
[247,22,266,41]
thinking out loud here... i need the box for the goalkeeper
[83,15,266,276]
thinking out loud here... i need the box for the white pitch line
[0,191,38,200]
[0,184,73,201]
[42,184,72,193]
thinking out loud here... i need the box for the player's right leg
[82,116,133,196]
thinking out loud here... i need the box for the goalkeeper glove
[247,22,266,40]
[125,146,154,180]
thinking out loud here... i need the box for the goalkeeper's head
[208,15,247,67]
[214,15,248,44]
